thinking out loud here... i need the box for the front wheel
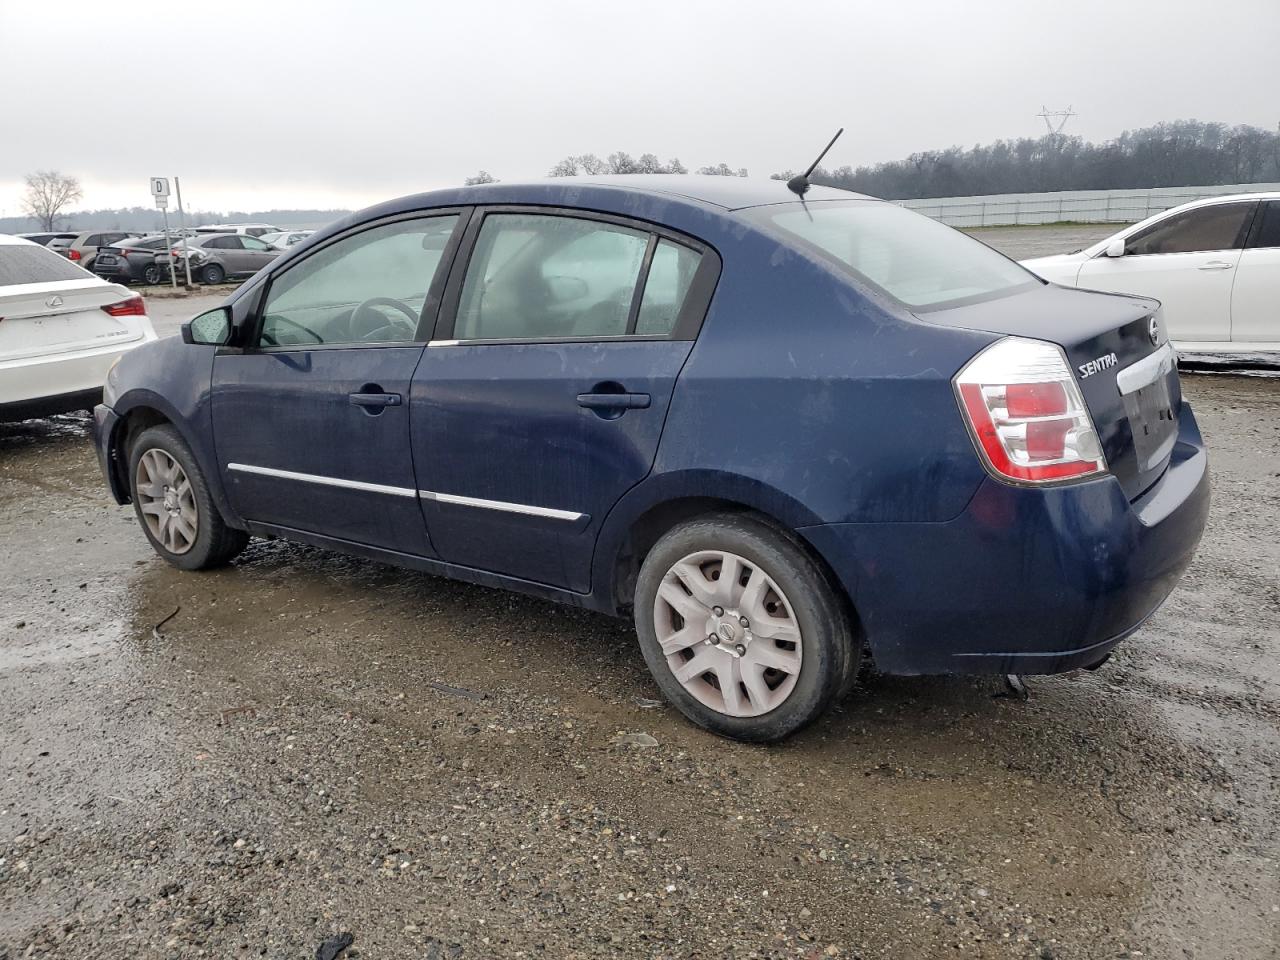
[201,263,225,284]
[143,263,163,285]
[129,425,248,570]
[634,514,858,742]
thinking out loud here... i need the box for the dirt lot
[2,227,1278,959]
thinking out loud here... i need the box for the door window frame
[1111,200,1259,259]
[1243,199,1280,250]
[244,207,471,353]
[432,205,721,346]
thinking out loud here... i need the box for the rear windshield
[747,200,1038,310]
[0,244,90,285]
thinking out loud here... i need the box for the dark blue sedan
[94,176,1210,741]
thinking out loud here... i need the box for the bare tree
[21,171,83,230]
[464,170,498,185]
[697,163,748,177]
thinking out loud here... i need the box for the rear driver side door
[411,209,719,593]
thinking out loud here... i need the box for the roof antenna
[787,128,844,198]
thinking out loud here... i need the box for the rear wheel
[201,263,225,285]
[129,425,248,570]
[143,263,163,285]
[634,514,857,742]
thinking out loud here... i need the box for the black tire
[128,424,248,570]
[634,513,858,743]
[201,263,225,285]
[143,264,163,285]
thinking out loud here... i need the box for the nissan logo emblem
[1148,316,1161,346]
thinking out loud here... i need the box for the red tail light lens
[955,338,1106,484]
[101,295,146,317]
[67,249,81,260]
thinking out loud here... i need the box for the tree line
[772,120,1280,199]
[13,120,1279,233]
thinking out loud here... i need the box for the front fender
[103,335,242,529]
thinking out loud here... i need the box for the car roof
[0,234,42,246]
[426,175,871,212]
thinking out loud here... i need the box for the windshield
[747,200,1039,310]
[0,243,91,285]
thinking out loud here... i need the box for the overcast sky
[2,0,1278,216]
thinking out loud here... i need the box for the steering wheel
[350,297,419,341]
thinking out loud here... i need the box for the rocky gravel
[1,375,1278,959]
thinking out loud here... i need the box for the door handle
[1198,260,1234,271]
[348,391,402,408]
[576,392,651,410]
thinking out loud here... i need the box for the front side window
[259,214,459,347]
[241,236,271,252]
[455,214,650,340]
[749,200,1036,310]
[1125,202,1255,256]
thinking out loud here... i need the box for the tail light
[954,337,1106,484]
[67,249,81,260]
[101,295,146,317]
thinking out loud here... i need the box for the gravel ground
[1,375,1277,959]
[965,224,1118,260]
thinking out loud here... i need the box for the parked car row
[16,224,314,286]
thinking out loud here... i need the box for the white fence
[898,182,1280,227]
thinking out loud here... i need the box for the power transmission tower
[1037,105,1076,141]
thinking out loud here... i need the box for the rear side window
[455,214,651,340]
[206,236,238,249]
[1125,202,1255,256]
[1250,201,1280,249]
[0,244,92,285]
[85,234,104,246]
[635,239,701,336]
[751,200,1036,310]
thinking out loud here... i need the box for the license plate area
[1123,374,1176,471]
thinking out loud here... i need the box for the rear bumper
[800,402,1210,675]
[0,333,156,409]
[93,260,137,281]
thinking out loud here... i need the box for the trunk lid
[0,279,147,362]
[921,283,1178,500]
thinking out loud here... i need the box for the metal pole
[175,177,193,289]
[161,206,176,289]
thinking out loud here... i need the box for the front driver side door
[211,211,464,555]
[1075,200,1257,342]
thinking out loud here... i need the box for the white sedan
[1021,192,1280,353]
[1,234,158,421]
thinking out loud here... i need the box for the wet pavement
[1,372,1277,959]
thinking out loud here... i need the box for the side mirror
[1104,238,1126,258]
[182,306,232,346]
